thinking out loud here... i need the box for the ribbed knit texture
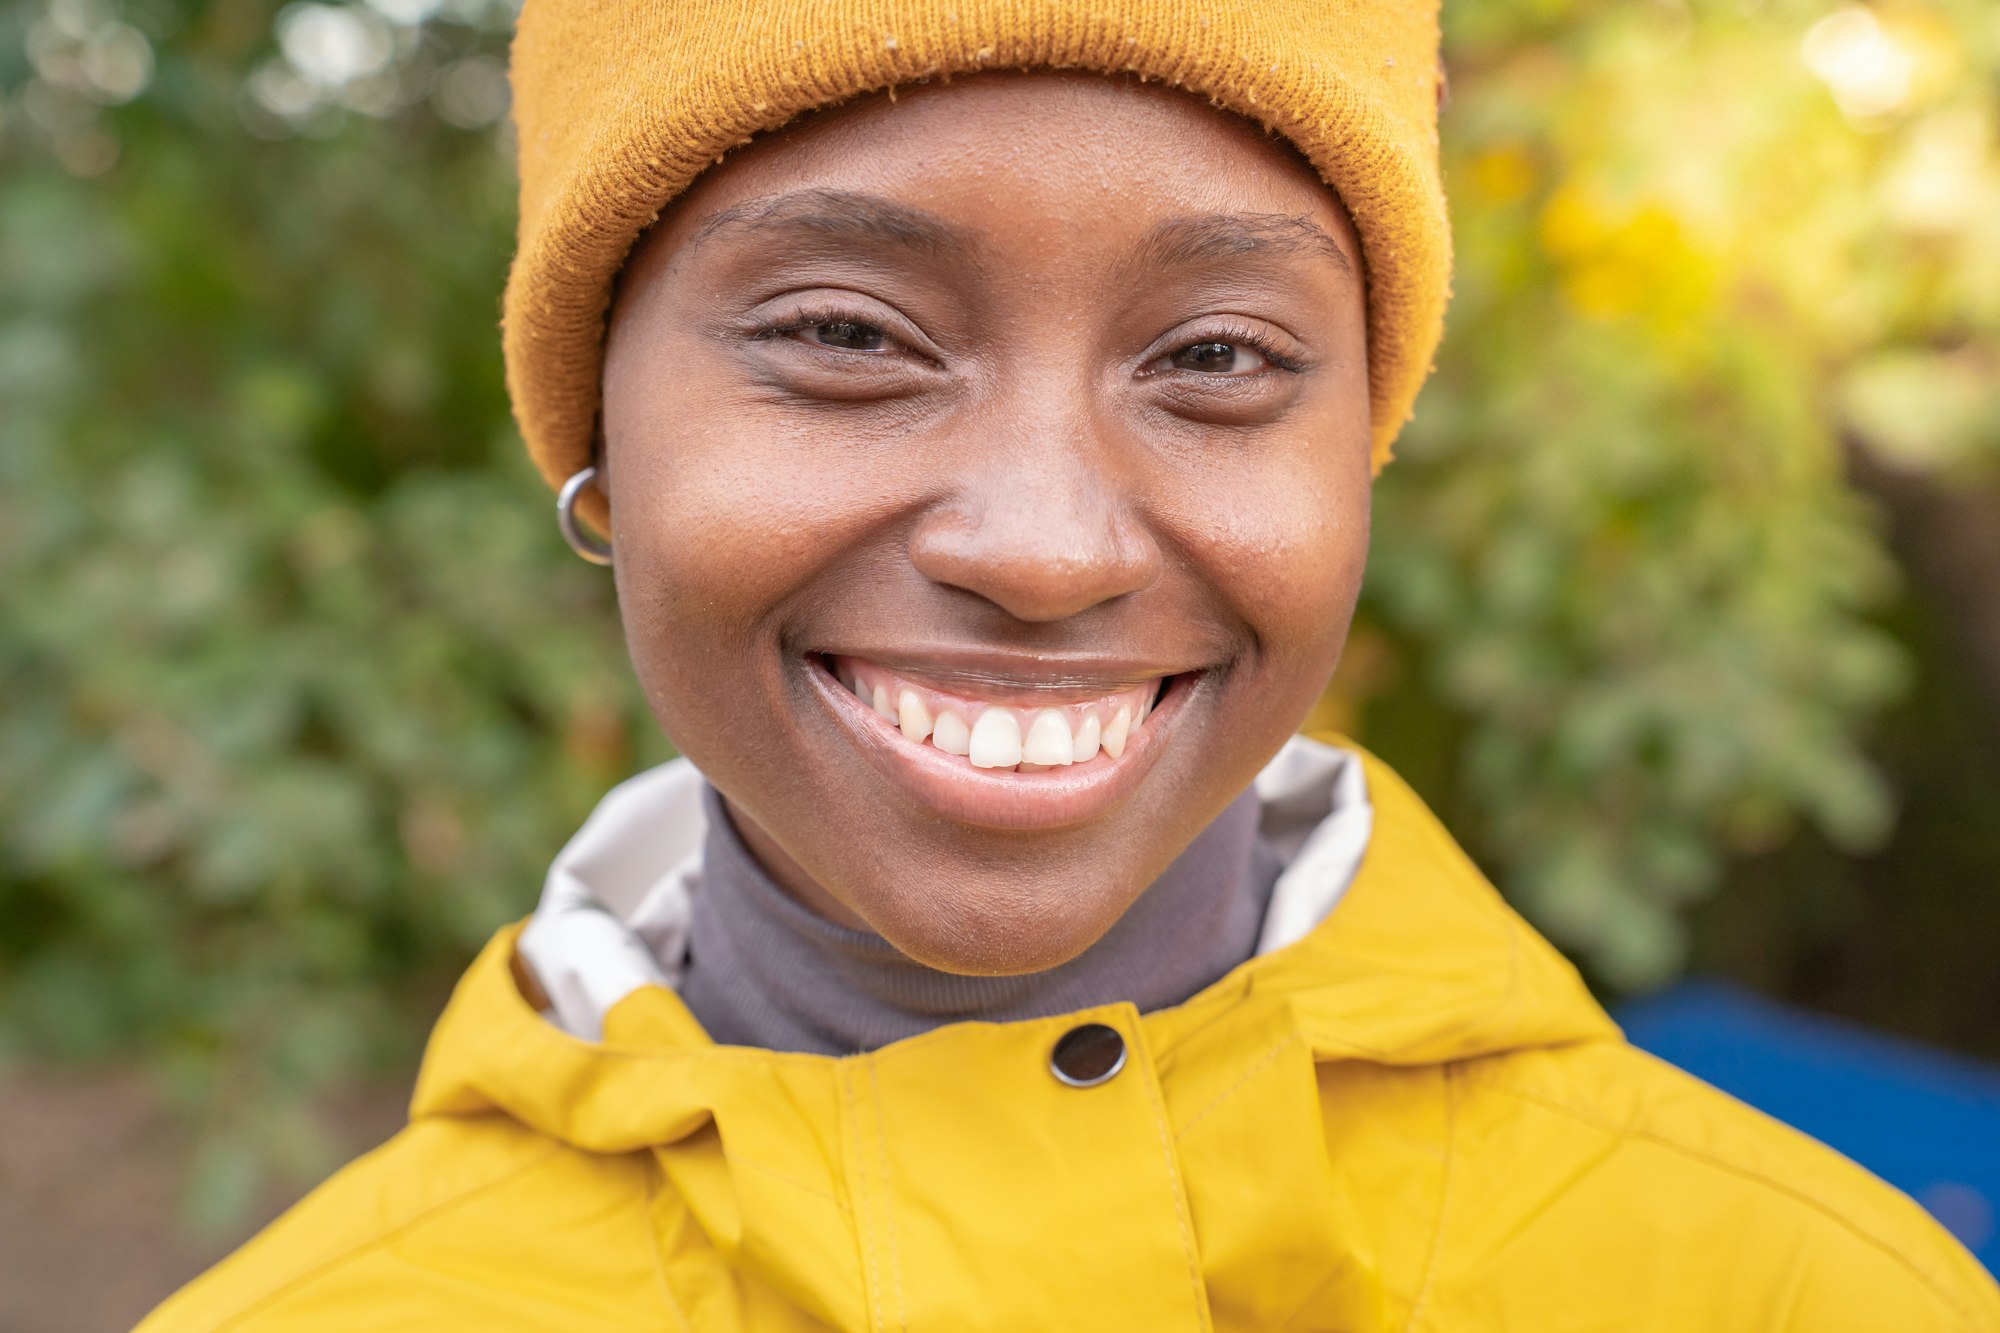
[504,0,1450,517]
[680,784,1281,1054]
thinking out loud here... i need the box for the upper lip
[812,644,1204,699]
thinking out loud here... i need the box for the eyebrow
[1132,212,1354,276]
[684,191,1353,281]
[691,189,975,260]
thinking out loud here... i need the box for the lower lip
[807,658,1190,832]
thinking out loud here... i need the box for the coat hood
[150,740,2000,1333]
[412,737,1616,1153]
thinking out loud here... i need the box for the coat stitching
[1484,1079,1979,1327]
[1297,1024,1399,1061]
[1173,1033,1301,1142]
[867,1058,910,1333]
[1275,1258,1358,1330]
[640,1166,698,1333]
[841,1062,886,1333]
[726,1152,847,1212]
[866,1008,1099,1064]
[1135,1037,1216,1332]
[1401,1064,1458,1333]
[208,1142,566,1332]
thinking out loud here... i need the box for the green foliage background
[3,0,1998,1222]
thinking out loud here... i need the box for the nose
[907,426,1162,624]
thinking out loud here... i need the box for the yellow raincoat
[141,745,2000,1330]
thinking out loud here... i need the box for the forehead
[628,70,1359,283]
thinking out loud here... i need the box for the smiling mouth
[821,654,1171,772]
[808,651,1192,830]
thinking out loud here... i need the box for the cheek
[602,349,872,645]
[598,360,868,741]
[1171,444,1371,671]
[613,444,831,633]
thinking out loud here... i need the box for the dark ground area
[0,1069,405,1333]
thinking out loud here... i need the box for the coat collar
[411,737,1616,1153]
[515,736,1372,1042]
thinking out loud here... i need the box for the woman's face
[601,72,1371,975]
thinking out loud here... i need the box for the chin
[853,861,1153,978]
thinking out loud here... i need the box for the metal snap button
[1050,1023,1126,1088]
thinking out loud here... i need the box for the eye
[1162,340,1272,376]
[792,319,892,352]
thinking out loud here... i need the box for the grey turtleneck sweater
[678,785,1282,1056]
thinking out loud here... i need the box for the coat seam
[209,1142,566,1332]
[867,1058,910,1333]
[1401,1063,1458,1333]
[1484,1080,1978,1326]
[1135,1036,1215,1332]
[725,1151,847,1212]
[1173,1033,1300,1142]
[1275,1260,1354,1331]
[640,1165,697,1333]
[1400,767,1526,1014]
[842,1060,886,1333]
[1295,1025,1402,1061]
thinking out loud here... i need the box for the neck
[679,785,1279,1055]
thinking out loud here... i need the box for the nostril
[904,478,1168,624]
[907,508,1162,624]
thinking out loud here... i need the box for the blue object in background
[1618,979,2000,1275]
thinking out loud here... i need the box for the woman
[143,2,1999,1328]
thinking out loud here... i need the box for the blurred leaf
[3,0,2000,1230]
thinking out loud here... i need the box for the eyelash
[757,307,901,347]
[1156,319,1308,376]
[755,307,1304,376]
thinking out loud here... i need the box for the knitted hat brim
[504,4,1450,521]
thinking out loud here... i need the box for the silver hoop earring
[556,466,612,566]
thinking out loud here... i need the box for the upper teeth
[969,709,1023,769]
[833,657,1160,773]
[1072,712,1101,763]
[932,709,971,756]
[897,689,933,744]
[1021,710,1073,766]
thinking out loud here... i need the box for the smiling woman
[597,74,1369,970]
[134,2,2000,1330]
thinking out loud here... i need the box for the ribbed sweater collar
[677,785,1280,1056]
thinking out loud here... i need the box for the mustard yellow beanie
[504,1,1450,495]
